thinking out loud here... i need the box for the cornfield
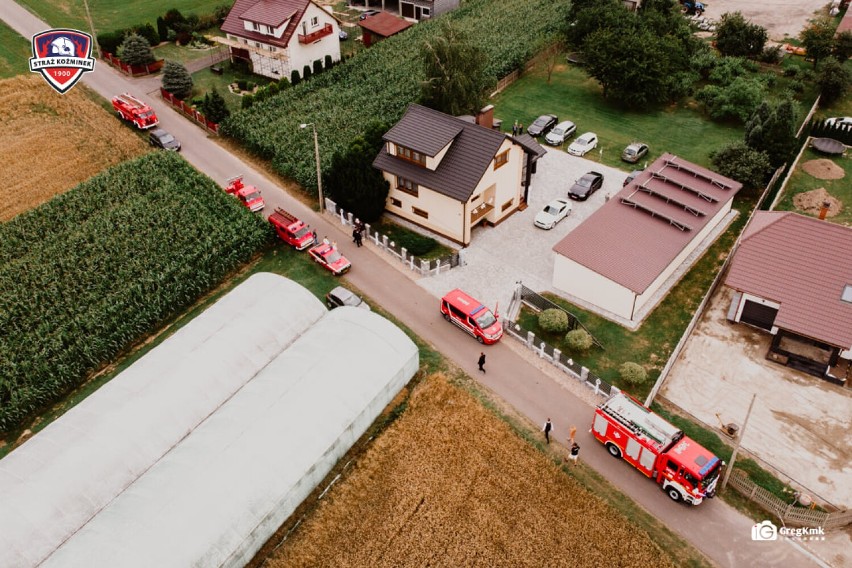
[0,152,273,434]
[265,374,677,568]
[0,75,148,222]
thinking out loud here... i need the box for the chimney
[475,104,494,130]
[819,200,830,220]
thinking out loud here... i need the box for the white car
[534,198,572,229]
[567,132,598,156]
[544,120,577,146]
[825,117,852,128]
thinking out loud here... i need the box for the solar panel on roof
[620,198,693,231]
[634,185,707,217]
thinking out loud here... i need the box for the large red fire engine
[268,208,315,250]
[111,93,159,129]
[592,392,722,505]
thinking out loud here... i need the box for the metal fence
[325,199,463,276]
[728,469,852,530]
[517,285,603,349]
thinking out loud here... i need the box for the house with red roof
[220,0,341,81]
[552,153,741,327]
[725,211,852,384]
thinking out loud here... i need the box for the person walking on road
[477,352,486,373]
[569,442,580,466]
[543,418,553,444]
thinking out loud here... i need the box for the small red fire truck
[592,392,722,505]
[268,208,315,250]
[111,93,159,129]
[225,175,265,213]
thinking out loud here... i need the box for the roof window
[842,284,852,303]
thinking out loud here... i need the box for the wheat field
[0,75,148,222]
[265,374,676,568]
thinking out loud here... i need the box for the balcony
[470,202,493,225]
[299,23,333,44]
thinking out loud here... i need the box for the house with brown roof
[725,211,852,384]
[358,12,412,47]
[373,104,544,245]
[219,0,341,81]
[552,153,742,327]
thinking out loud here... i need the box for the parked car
[825,117,852,128]
[623,170,643,187]
[567,132,598,156]
[148,128,181,151]
[308,242,351,275]
[534,198,572,229]
[527,114,558,137]
[621,142,648,163]
[568,171,604,201]
[359,9,380,19]
[544,120,577,146]
[326,286,369,310]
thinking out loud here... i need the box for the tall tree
[714,12,768,58]
[420,21,491,116]
[200,89,230,123]
[324,122,390,223]
[710,141,771,194]
[161,60,193,99]
[744,99,798,168]
[816,57,852,105]
[833,30,852,62]
[118,34,155,66]
[800,17,835,69]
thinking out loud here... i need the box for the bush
[200,89,230,123]
[759,45,783,64]
[313,58,323,75]
[303,65,312,80]
[135,23,160,47]
[246,81,256,91]
[156,17,168,42]
[324,54,333,69]
[278,77,291,90]
[619,362,647,385]
[710,141,771,192]
[782,66,798,78]
[539,309,570,334]
[215,4,231,21]
[241,94,254,109]
[290,69,300,86]
[267,81,280,96]
[236,79,247,90]
[816,57,852,105]
[565,329,593,352]
[97,30,125,55]
[696,76,764,122]
[708,56,748,85]
[118,33,155,66]
[787,79,805,94]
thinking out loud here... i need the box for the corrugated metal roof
[358,12,412,37]
[374,104,509,202]
[725,211,852,348]
[553,153,742,294]
[221,0,308,48]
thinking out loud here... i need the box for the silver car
[544,121,577,146]
[325,286,370,310]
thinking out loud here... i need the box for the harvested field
[0,75,148,222]
[264,374,676,568]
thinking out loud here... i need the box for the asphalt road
[1,2,832,566]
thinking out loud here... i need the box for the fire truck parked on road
[225,175,265,213]
[111,93,159,129]
[592,392,722,505]
[268,208,315,250]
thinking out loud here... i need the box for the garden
[774,147,852,226]
[0,21,30,78]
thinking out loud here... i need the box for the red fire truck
[268,208,315,250]
[111,93,159,129]
[591,392,722,505]
[225,175,265,213]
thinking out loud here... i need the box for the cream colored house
[552,154,741,326]
[373,104,544,245]
[220,0,341,81]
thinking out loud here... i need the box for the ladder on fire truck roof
[115,93,148,109]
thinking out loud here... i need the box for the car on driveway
[527,114,558,137]
[149,128,181,151]
[621,142,648,163]
[825,116,852,128]
[309,242,351,275]
[568,171,604,200]
[534,198,572,229]
[567,132,598,156]
[359,9,380,19]
[544,120,577,146]
[326,286,369,310]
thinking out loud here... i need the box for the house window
[842,284,852,303]
[311,16,319,26]
[396,176,418,197]
[412,206,429,219]
[390,197,402,208]
[470,194,480,203]
[494,150,509,170]
[252,21,260,31]
[422,7,430,16]
[502,199,513,212]
[265,25,274,34]
[395,145,426,166]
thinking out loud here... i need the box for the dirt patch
[792,187,843,218]
[802,158,846,180]
[263,373,677,568]
[706,0,830,41]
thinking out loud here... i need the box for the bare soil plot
[0,75,148,222]
[706,0,829,41]
[264,374,677,568]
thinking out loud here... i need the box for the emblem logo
[29,29,96,94]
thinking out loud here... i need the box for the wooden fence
[102,53,164,77]
[159,88,219,134]
[728,469,852,530]
[490,43,563,97]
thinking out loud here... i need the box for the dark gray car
[149,129,181,151]
[527,114,558,137]
[568,171,604,201]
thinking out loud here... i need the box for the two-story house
[220,0,341,81]
[373,104,544,246]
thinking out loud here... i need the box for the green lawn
[493,63,744,171]
[774,147,852,226]
[16,0,226,34]
[153,29,225,65]
[0,20,31,78]
[191,61,273,111]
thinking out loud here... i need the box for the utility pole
[720,393,756,493]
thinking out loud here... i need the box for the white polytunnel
[0,273,327,567]
[42,304,419,567]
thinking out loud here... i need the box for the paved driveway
[418,148,630,312]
